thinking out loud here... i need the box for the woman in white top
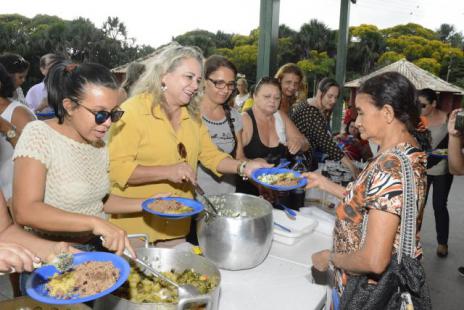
[25,53,64,113]
[13,61,140,257]
[0,63,36,202]
[234,77,249,110]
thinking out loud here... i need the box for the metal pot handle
[127,233,149,248]
[177,294,213,310]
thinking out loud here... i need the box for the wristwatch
[5,125,17,140]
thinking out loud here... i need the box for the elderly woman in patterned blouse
[304,72,428,308]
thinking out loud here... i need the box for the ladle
[194,183,220,215]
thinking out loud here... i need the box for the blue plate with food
[428,148,448,159]
[251,168,308,191]
[26,252,130,305]
[141,196,204,219]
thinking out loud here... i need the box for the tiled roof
[345,59,464,94]
[111,50,161,74]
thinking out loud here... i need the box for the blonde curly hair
[131,42,205,122]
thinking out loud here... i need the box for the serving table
[218,214,333,310]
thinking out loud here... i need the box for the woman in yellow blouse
[108,43,269,242]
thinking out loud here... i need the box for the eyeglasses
[177,142,187,160]
[74,101,124,125]
[207,78,237,91]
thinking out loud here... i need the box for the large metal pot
[94,235,221,310]
[197,193,273,270]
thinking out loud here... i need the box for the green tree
[217,44,257,83]
[377,51,405,67]
[348,24,386,74]
[214,31,234,49]
[0,14,153,90]
[174,30,217,56]
[414,58,441,75]
[383,23,435,40]
[297,19,336,58]
[297,50,335,95]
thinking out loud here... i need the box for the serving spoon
[122,248,200,299]
[193,184,220,215]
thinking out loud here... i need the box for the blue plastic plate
[251,168,308,191]
[26,252,130,305]
[142,197,204,219]
[428,149,448,159]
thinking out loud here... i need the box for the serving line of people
[0,44,434,309]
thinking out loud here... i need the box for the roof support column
[257,0,280,81]
[332,0,353,133]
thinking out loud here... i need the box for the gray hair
[132,42,205,121]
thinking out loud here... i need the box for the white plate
[273,209,318,245]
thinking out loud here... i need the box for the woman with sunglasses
[198,55,246,195]
[108,43,269,244]
[12,62,139,260]
[418,88,453,258]
[236,77,309,197]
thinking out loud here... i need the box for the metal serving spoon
[122,248,200,298]
[194,184,220,215]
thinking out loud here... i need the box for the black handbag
[340,150,432,310]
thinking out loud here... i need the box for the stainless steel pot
[197,193,273,270]
[94,234,221,310]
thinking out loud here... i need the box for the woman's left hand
[243,160,273,178]
[312,249,331,272]
[286,138,304,155]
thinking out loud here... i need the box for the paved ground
[1,176,464,308]
[420,174,464,309]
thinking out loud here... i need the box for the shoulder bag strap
[360,150,417,262]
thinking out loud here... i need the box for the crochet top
[13,121,109,220]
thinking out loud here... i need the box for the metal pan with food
[26,252,130,305]
[251,168,308,191]
[141,197,204,219]
[94,234,221,310]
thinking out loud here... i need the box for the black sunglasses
[75,101,124,125]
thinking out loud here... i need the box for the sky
[3,0,464,48]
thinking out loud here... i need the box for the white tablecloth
[219,222,333,310]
